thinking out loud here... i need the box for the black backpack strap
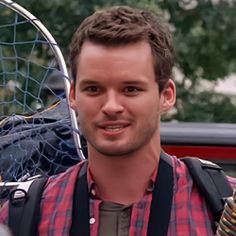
[8,177,48,236]
[70,156,174,236]
[69,155,174,236]
[11,156,231,236]
[181,157,233,223]
[70,161,90,236]
[147,152,174,236]
[8,162,89,236]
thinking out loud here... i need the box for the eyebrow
[122,80,148,85]
[78,79,99,86]
[78,78,149,87]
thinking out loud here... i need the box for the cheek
[76,98,97,118]
[135,93,160,113]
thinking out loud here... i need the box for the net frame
[0,0,85,187]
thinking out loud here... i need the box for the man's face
[70,41,174,157]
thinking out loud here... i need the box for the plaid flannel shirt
[1,154,236,235]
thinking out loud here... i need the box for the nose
[101,91,124,117]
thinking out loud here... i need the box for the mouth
[104,125,127,132]
[97,122,130,134]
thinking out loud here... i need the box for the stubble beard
[81,120,159,158]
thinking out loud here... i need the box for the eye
[83,85,101,95]
[123,86,141,96]
[86,86,99,92]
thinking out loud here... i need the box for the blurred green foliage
[1,0,236,122]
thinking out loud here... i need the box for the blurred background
[4,0,236,123]
[0,0,236,180]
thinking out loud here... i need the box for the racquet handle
[216,190,236,236]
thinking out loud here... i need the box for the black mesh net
[0,1,82,181]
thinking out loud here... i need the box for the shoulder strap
[181,157,233,223]
[8,177,48,236]
[8,162,89,236]
[70,161,89,236]
[69,157,174,236]
[147,152,174,236]
[11,156,230,236]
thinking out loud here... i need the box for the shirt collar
[87,167,157,198]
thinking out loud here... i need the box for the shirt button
[121,212,128,218]
[89,218,96,224]
[91,189,96,196]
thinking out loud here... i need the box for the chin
[98,148,127,157]
[95,144,139,157]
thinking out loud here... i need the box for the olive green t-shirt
[98,201,132,236]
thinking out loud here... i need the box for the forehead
[76,41,155,77]
[79,40,152,58]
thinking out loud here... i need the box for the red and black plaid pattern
[1,156,236,235]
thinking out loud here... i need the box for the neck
[88,143,161,205]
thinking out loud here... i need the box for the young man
[0,5,236,236]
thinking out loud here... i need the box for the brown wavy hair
[69,5,174,92]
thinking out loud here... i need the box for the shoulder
[167,154,190,182]
[165,155,215,234]
[0,161,87,225]
[39,161,87,233]
[42,160,86,197]
[161,153,193,192]
[170,155,235,202]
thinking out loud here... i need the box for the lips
[104,125,126,132]
[97,121,130,133]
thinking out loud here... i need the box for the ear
[69,80,77,110]
[160,79,176,113]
